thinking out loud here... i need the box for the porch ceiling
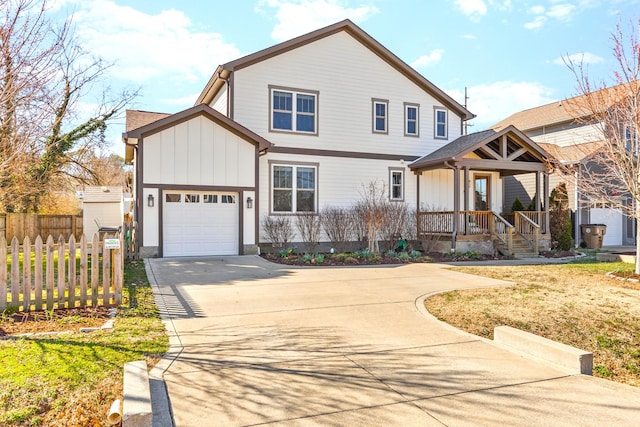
[409,125,551,176]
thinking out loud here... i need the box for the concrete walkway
[146,256,640,426]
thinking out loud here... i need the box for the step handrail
[515,211,539,254]
[491,212,514,256]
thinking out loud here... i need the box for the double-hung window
[270,87,317,134]
[389,169,404,201]
[272,164,317,213]
[405,103,419,136]
[372,99,388,133]
[434,107,448,139]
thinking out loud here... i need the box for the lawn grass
[0,260,168,426]
[425,257,640,387]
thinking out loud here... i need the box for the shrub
[410,250,421,259]
[315,254,325,263]
[511,197,525,212]
[398,252,410,261]
[386,250,397,258]
[296,212,321,254]
[344,256,358,264]
[321,207,353,253]
[549,183,573,250]
[262,216,294,247]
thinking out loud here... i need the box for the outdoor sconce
[147,194,154,207]
[246,196,253,209]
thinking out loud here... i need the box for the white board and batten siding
[230,31,462,156]
[142,114,256,256]
[258,153,416,242]
[143,115,255,187]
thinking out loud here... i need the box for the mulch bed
[0,305,114,337]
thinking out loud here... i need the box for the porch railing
[518,211,548,234]
[515,211,540,254]
[417,210,514,255]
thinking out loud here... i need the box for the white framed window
[185,194,200,203]
[271,164,317,213]
[389,169,404,201]
[372,99,388,133]
[270,86,318,134]
[434,107,448,139]
[405,103,419,136]
[625,123,638,153]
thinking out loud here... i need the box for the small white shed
[82,186,123,239]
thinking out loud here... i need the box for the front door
[474,175,490,211]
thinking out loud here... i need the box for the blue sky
[50,0,638,149]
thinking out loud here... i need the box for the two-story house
[494,84,637,247]
[124,20,551,258]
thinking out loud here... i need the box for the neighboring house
[494,86,636,247]
[123,20,551,258]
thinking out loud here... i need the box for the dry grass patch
[425,261,640,387]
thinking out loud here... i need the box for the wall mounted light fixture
[246,196,253,209]
[147,194,154,207]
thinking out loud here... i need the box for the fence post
[68,235,76,308]
[0,236,6,311]
[79,235,87,307]
[23,237,31,312]
[102,236,111,304]
[57,235,66,308]
[35,236,43,311]
[114,233,122,306]
[11,237,19,308]
[91,234,99,306]
[46,236,55,310]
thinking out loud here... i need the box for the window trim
[404,103,419,137]
[269,161,319,214]
[372,98,389,134]
[434,107,448,139]
[269,85,319,135]
[389,168,405,202]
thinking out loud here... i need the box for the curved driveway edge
[146,256,640,426]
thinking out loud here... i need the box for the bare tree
[356,181,388,254]
[0,0,137,212]
[557,19,640,272]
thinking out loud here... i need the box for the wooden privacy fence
[0,233,123,313]
[0,214,83,241]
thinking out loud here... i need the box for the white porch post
[463,166,469,235]
[544,172,550,234]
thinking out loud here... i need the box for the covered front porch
[410,126,552,257]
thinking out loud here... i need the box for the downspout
[217,70,231,117]
[444,160,459,250]
[122,134,140,256]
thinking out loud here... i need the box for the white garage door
[591,207,622,246]
[163,191,239,257]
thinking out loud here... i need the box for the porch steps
[498,235,540,259]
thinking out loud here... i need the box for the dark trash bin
[581,224,606,249]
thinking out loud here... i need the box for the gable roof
[537,141,603,164]
[492,83,638,132]
[122,104,273,164]
[409,125,549,175]
[196,19,474,121]
[126,110,170,132]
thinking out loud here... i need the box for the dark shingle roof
[410,129,496,169]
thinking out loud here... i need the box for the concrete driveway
[146,256,640,426]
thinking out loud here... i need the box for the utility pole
[464,87,470,135]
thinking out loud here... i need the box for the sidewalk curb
[145,259,184,427]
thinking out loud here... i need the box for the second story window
[270,87,317,134]
[435,107,448,139]
[405,103,419,136]
[373,99,388,133]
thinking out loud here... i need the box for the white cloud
[460,33,478,40]
[529,5,545,14]
[447,81,554,128]
[552,52,604,65]
[547,3,576,21]
[70,0,241,84]
[454,0,488,20]
[411,49,445,69]
[259,0,379,42]
[524,16,546,29]
[524,2,578,30]
[162,94,203,107]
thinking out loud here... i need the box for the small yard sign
[104,238,120,250]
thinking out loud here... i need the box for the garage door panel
[163,191,239,256]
